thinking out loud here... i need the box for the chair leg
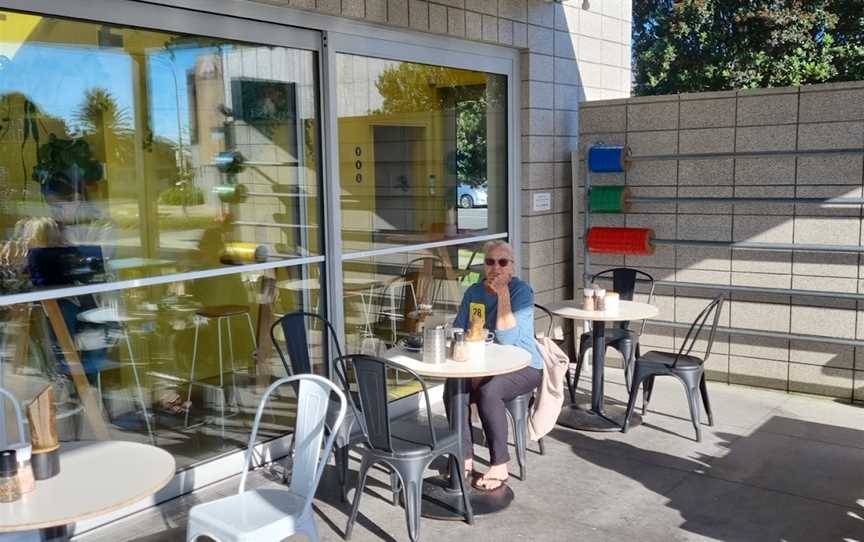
[335,445,349,503]
[617,340,634,392]
[538,437,546,456]
[622,370,648,434]
[511,410,527,481]
[184,321,201,428]
[681,377,702,442]
[571,338,590,399]
[124,330,155,445]
[700,374,714,426]
[390,469,400,506]
[345,456,372,540]
[642,376,655,416]
[401,473,424,542]
[296,511,320,542]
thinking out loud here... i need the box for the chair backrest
[673,294,725,368]
[534,304,555,339]
[402,256,444,307]
[591,267,656,331]
[334,354,437,452]
[239,374,346,514]
[271,311,344,378]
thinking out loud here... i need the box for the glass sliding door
[334,52,511,399]
[0,10,322,470]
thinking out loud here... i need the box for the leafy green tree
[633,0,864,95]
[375,63,493,188]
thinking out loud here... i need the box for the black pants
[445,366,542,466]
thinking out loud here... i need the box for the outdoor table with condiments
[547,300,659,432]
[383,343,530,519]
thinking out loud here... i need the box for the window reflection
[0,264,322,469]
[337,55,507,252]
[0,12,321,295]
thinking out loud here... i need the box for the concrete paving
[75,369,864,542]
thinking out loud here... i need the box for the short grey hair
[483,240,514,260]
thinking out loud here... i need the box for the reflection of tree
[73,87,133,167]
[0,92,69,188]
[456,99,486,188]
[374,63,494,188]
[74,88,132,136]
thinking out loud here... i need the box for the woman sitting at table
[445,240,543,491]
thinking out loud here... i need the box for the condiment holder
[0,387,29,502]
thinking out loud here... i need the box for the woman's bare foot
[473,463,509,491]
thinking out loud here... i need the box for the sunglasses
[484,258,511,267]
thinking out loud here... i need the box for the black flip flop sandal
[471,475,508,492]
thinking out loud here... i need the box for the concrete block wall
[577,80,864,402]
[245,0,633,309]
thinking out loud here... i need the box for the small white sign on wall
[533,191,552,212]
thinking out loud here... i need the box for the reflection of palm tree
[73,88,133,166]
[73,88,132,136]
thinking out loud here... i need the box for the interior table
[546,300,659,432]
[383,343,530,520]
[0,441,175,541]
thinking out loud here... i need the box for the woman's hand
[485,273,510,297]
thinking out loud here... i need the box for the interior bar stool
[184,305,256,437]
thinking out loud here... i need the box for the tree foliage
[633,0,864,95]
[375,63,492,187]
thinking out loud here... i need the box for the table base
[40,525,69,541]
[557,402,642,432]
[421,475,513,520]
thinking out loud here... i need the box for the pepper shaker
[583,288,596,311]
[0,450,21,503]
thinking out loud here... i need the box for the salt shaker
[583,288,596,311]
[0,450,21,503]
[451,329,468,362]
[595,289,607,311]
[13,444,34,494]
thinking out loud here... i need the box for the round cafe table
[546,300,659,432]
[0,441,175,541]
[383,343,530,519]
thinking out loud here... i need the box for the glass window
[342,240,490,399]
[0,263,323,469]
[337,55,507,253]
[0,12,321,297]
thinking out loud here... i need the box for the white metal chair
[185,374,347,542]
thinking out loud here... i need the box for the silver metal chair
[186,374,347,542]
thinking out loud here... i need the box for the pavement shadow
[551,415,864,541]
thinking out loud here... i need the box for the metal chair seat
[581,326,637,345]
[636,350,703,370]
[196,305,249,318]
[361,430,460,459]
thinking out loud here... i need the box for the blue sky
[0,41,215,143]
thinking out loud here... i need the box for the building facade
[0,0,632,533]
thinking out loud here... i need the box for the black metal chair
[270,311,361,503]
[622,294,724,442]
[338,354,472,542]
[500,304,554,480]
[572,268,656,400]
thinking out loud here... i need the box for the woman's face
[484,246,514,282]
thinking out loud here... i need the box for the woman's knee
[476,381,505,409]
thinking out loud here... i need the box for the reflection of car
[457,183,488,209]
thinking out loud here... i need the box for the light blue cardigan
[453,276,544,370]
